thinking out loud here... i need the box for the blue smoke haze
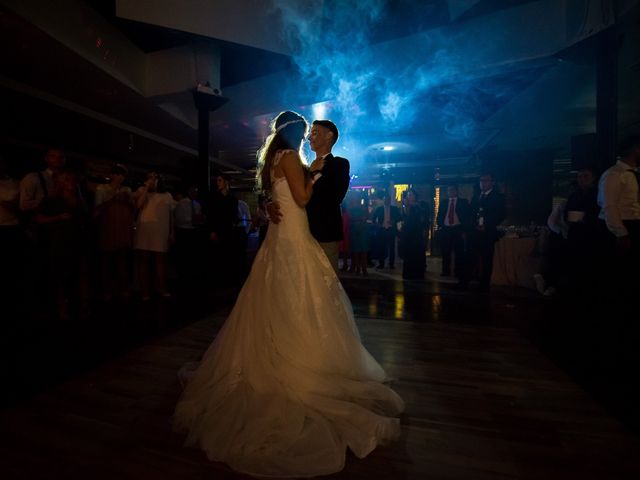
[266,0,542,172]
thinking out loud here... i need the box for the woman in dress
[133,172,174,300]
[174,111,404,477]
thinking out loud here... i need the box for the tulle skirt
[174,193,404,477]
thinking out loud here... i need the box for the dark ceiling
[0,5,197,177]
[3,0,637,188]
[83,0,293,88]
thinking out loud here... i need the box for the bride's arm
[280,151,314,208]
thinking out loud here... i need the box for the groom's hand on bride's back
[266,201,282,224]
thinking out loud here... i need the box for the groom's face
[308,125,333,153]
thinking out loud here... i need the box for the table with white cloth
[491,231,548,289]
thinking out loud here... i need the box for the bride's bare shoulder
[276,149,302,167]
[273,149,297,166]
[276,149,298,158]
[273,150,299,178]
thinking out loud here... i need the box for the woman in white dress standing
[174,111,404,477]
[133,172,174,300]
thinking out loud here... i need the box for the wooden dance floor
[2,276,640,479]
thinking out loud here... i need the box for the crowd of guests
[2,136,637,322]
[336,172,509,288]
[540,136,640,298]
[437,173,507,291]
[0,148,255,322]
[339,188,431,280]
[339,137,638,297]
[433,135,640,297]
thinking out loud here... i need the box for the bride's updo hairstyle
[256,110,309,194]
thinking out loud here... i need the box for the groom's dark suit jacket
[306,153,350,242]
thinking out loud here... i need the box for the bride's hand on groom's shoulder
[266,201,282,224]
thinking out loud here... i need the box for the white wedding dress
[174,151,404,477]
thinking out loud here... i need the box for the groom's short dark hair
[313,120,339,145]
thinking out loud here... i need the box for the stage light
[312,102,327,120]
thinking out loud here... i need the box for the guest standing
[460,173,506,290]
[34,172,89,320]
[564,167,600,293]
[597,136,640,295]
[19,148,65,214]
[339,202,351,271]
[373,193,401,270]
[348,195,369,275]
[174,184,205,286]
[19,148,66,305]
[234,199,251,279]
[134,172,175,300]
[94,164,134,300]
[399,189,428,280]
[207,173,240,285]
[436,184,471,278]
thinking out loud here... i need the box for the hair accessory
[275,119,305,133]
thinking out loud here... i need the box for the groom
[269,119,350,271]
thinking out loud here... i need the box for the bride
[174,111,404,477]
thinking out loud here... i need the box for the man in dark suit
[207,172,242,284]
[436,184,471,278]
[269,119,350,272]
[372,193,401,269]
[459,173,506,290]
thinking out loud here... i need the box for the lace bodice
[269,149,292,183]
[268,150,311,242]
